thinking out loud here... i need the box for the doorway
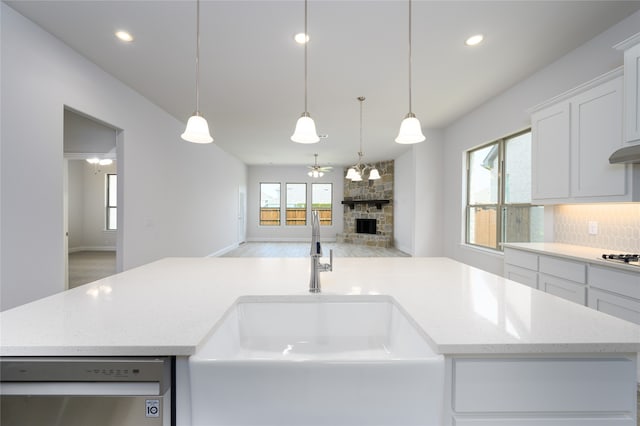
[63,108,120,289]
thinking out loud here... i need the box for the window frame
[106,173,117,231]
[285,183,307,226]
[311,182,333,226]
[259,182,282,226]
[465,129,537,251]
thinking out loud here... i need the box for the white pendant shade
[291,114,320,144]
[351,172,363,182]
[308,169,324,178]
[346,167,358,180]
[182,114,213,144]
[368,168,381,180]
[395,114,425,144]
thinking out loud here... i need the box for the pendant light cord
[304,0,309,114]
[358,96,364,157]
[195,0,201,115]
[408,0,413,115]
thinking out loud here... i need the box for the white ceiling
[6,0,640,167]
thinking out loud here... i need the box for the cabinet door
[539,273,586,305]
[504,264,538,289]
[623,42,640,144]
[588,288,640,325]
[570,77,625,197]
[531,103,570,201]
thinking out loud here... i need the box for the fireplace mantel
[341,199,390,210]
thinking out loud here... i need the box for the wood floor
[223,242,410,258]
[68,251,116,289]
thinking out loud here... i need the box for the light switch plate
[588,221,598,235]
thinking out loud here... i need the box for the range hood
[609,144,640,164]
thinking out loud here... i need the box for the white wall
[0,4,247,310]
[393,130,445,257]
[393,149,414,254]
[441,11,640,276]
[246,165,344,241]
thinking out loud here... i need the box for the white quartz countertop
[503,242,640,273]
[1,257,638,356]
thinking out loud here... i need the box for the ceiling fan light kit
[307,153,332,178]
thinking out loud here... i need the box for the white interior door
[238,187,246,244]
[63,159,69,289]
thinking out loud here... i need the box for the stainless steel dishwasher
[0,356,172,426]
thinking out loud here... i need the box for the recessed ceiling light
[115,30,134,43]
[465,34,484,47]
[294,32,309,44]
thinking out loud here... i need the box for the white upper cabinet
[615,32,640,145]
[530,69,639,204]
[570,77,625,197]
[531,103,570,200]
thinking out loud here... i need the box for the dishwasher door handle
[0,381,160,396]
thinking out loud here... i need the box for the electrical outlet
[588,221,598,235]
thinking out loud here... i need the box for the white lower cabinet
[504,264,538,289]
[446,355,637,425]
[588,265,640,325]
[588,288,640,325]
[504,248,539,289]
[504,248,640,318]
[538,274,586,305]
[504,249,587,305]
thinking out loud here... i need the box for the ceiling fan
[307,153,333,178]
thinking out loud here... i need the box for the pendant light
[395,0,425,144]
[346,97,380,181]
[291,0,320,144]
[181,0,213,144]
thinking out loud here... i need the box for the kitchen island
[1,257,639,425]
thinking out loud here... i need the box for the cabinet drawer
[589,265,640,300]
[504,264,538,289]
[452,358,634,413]
[539,255,586,283]
[588,288,640,325]
[504,248,538,270]
[539,273,586,305]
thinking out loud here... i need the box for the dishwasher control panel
[0,357,170,385]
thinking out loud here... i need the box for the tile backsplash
[553,204,640,252]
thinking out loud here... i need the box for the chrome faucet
[309,210,332,293]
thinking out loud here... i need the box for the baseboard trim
[69,246,116,253]
[246,237,337,243]
[208,242,240,257]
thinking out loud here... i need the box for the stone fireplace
[336,160,393,248]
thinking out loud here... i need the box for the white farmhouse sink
[189,295,444,426]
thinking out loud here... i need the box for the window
[311,183,332,226]
[106,174,117,230]
[286,183,307,226]
[260,183,281,226]
[466,130,543,250]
